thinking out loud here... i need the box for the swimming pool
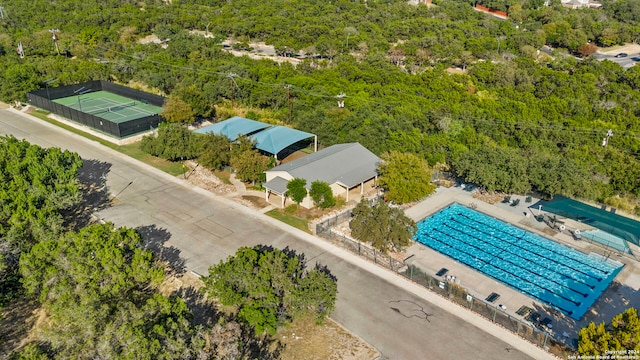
[415,203,623,320]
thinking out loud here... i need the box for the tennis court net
[86,101,137,115]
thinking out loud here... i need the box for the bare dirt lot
[599,43,640,55]
[160,272,379,360]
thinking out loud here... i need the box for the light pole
[497,36,506,55]
[49,29,60,55]
[74,87,91,111]
[603,129,613,147]
[44,78,58,101]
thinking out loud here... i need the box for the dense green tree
[198,133,232,171]
[378,151,436,204]
[229,149,270,183]
[309,181,335,209]
[349,200,416,253]
[202,246,337,335]
[161,96,197,124]
[0,136,82,310]
[579,307,640,355]
[20,223,163,306]
[173,83,217,119]
[19,223,204,359]
[140,123,201,161]
[453,147,530,194]
[286,178,308,205]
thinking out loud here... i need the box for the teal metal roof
[194,116,270,140]
[250,126,314,155]
[541,196,640,245]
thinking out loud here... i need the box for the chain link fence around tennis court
[27,80,163,138]
[315,204,575,358]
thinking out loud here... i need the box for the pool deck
[404,185,640,345]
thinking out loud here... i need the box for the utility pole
[227,73,238,107]
[49,29,61,55]
[336,92,346,108]
[285,84,292,122]
[602,129,613,147]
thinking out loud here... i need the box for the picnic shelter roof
[194,116,270,140]
[542,196,640,245]
[250,126,315,155]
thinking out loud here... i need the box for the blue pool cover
[415,203,624,320]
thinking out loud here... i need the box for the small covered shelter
[264,143,380,208]
[194,116,270,140]
[250,126,317,159]
[538,196,640,252]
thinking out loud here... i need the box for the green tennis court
[53,91,163,123]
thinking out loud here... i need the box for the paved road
[592,52,640,69]
[0,108,551,360]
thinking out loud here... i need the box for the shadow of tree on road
[136,224,186,276]
[65,159,113,230]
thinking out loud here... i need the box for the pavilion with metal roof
[193,116,270,140]
[250,126,316,159]
[264,143,380,208]
[194,116,316,159]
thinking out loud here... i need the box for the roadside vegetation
[0,136,337,358]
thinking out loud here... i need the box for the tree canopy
[286,178,308,205]
[0,136,82,312]
[140,123,201,161]
[230,149,270,183]
[309,181,335,209]
[19,223,204,359]
[579,307,640,355]
[161,96,197,123]
[202,246,337,336]
[378,151,436,204]
[349,200,417,253]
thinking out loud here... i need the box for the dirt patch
[473,191,507,204]
[599,43,640,55]
[239,195,270,209]
[279,150,309,164]
[182,161,235,196]
[0,299,44,355]
[0,101,9,109]
[446,67,467,75]
[277,316,378,360]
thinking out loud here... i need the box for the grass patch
[213,170,232,184]
[247,184,265,191]
[27,110,184,176]
[266,208,311,233]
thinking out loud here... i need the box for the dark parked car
[615,53,628,58]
